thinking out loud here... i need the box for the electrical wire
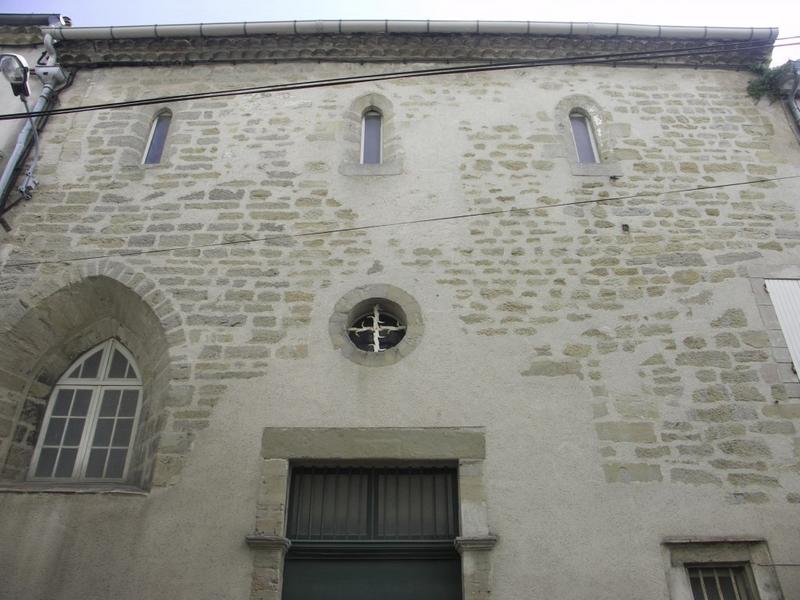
[4,174,798,269]
[0,37,797,122]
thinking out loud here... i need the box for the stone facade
[0,24,799,600]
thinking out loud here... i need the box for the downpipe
[0,34,68,231]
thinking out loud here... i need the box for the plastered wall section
[0,61,799,600]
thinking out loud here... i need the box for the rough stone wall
[1,57,800,600]
[54,33,771,67]
[1,62,799,500]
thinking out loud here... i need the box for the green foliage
[746,61,794,103]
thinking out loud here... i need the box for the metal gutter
[42,19,778,42]
[0,14,66,27]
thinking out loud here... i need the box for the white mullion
[730,567,743,600]
[697,569,710,600]
[74,386,103,478]
[97,339,114,381]
[103,392,124,478]
[74,341,112,478]
[712,569,724,600]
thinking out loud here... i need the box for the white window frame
[28,339,142,483]
[360,108,383,165]
[569,110,599,164]
[764,279,800,377]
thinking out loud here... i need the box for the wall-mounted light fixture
[0,53,31,98]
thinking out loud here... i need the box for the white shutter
[765,279,800,374]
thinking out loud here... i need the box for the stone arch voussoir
[0,261,191,488]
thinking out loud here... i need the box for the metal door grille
[687,566,754,600]
[287,465,458,541]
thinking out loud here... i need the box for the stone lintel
[662,536,766,545]
[245,534,292,552]
[455,535,498,553]
[261,427,485,459]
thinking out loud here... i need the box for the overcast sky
[6,0,799,64]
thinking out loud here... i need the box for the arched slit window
[30,340,142,481]
[361,108,382,165]
[569,110,599,164]
[143,110,171,164]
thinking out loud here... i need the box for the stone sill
[0,482,147,496]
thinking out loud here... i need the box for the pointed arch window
[569,110,599,164]
[30,340,142,482]
[143,110,171,164]
[361,108,382,165]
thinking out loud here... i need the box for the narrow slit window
[361,109,382,165]
[569,111,599,164]
[144,111,171,165]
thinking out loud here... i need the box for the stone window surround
[662,537,784,600]
[0,271,183,490]
[339,92,403,176]
[748,264,800,393]
[245,427,497,600]
[554,93,622,177]
[329,284,423,367]
[114,104,176,170]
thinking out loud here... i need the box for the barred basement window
[687,565,757,600]
[29,340,142,482]
[347,303,406,352]
[283,465,461,600]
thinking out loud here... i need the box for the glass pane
[734,570,752,600]
[108,350,129,378]
[72,390,92,416]
[570,113,598,164]
[43,417,66,445]
[112,419,134,447]
[92,418,114,446]
[703,572,722,600]
[362,112,381,165]
[63,418,86,445]
[100,395,119,417]
[67,365,81,378]
[80,349,103,378]
[718,573,738,600]
[85,448,108,478]
[55,448,78,477]
[35,448,58,477]
[100,390,121,416]
[106,449,127,478]
[125,363,138,379]
[144,114,171,164]
[52,389,73,415]
[120,390,139,416]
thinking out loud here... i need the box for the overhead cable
[0,38,797,122]
[4,174,799,269]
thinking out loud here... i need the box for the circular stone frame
[329,284,424,367]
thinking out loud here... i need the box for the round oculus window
[347,303,406,352]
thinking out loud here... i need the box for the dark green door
[283,557,462,600]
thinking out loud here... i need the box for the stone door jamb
[245,427,497,600]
